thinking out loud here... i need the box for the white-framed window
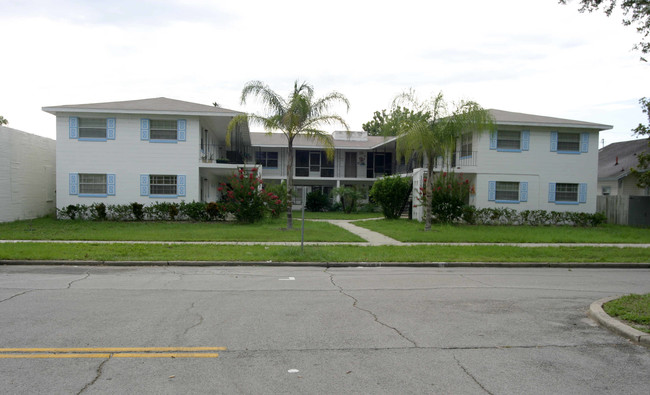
[79,174,107,194]
[548,182,587,204]
[150,175,177,195]
[150,120,178,140]
[460,133,472,157]
[488,181,528,203]
[602,186,611,196]
[140,119,186,142]
[140,174,186,197]
[557,133,580,151]
[256,151,278,168]
[69,117,116,140]
[489,130,529,151]
[69,173,115,196]
[551,132,589,153]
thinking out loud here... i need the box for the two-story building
[411,109,612,219]
[43,97,252,209]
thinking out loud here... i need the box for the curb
[588,296,650,347]
[1,260,650,268]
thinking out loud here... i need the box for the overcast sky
[1,0,648,146]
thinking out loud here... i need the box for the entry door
[309,152,321,177]
[345,152,357,178]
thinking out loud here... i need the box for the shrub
[107,204,132,221]
[62,204,79,220]
[332,186,363,214]
[428,172,470,224]
[219,168,282,223]
[89,203,107,221]
[131,202,144,221]
[306,190,331,212]
[180,201,208,221]
[369,175,411,219]
[206,202,227,221]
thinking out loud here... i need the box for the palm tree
[393,90,494,230]
[0,116,8,125]
[228,80,350,229]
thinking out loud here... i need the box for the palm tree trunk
[286,140,294,229]
[424,162,434,231]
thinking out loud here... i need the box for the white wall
[0,126,56,222]
[56,113,200,209]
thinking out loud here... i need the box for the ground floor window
[79,174,107,194]
[495,181,519,201]
[555,183,578,202]
[150,175,177,195]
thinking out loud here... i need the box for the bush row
[461,207,607,227]
[57,201,228,221]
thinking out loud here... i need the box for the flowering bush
[218,168,284,223]
[418,171,471,224]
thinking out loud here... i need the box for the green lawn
[0,243,648,263]
[603,294,650,333]
[299,211,382,220]
[354,219,650,243]
[0,217,363,242]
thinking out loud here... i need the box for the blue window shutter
[579,183,587,203]
[140,174,150,196]
[178,175,186,196]
[580,133,589,153]
[69,173,79,195]
[107,118,116,140]
[489,131,497,150]
[519,182,528,202]
[488,181,496,201]
[550,132,558,152]
[140,119,150,140]
[177,119,186,141]
[521,130,530,151]
[548,183,556,202]
[69,117,79,139]
[107,174,116,196]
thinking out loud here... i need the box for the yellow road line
[0,347,226,353]
[0,352,220,359]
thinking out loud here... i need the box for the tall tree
[630,97,650,187]
[393,90,494,230]
[0,116,7,125]
[559,0,650,56]
[228,80,350,229]
[362,106,429,136]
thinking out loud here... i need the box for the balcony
[450,151,478,167]
[200,143,250,165]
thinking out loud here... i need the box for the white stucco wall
[56,113,200,209]
[0,126,56,222]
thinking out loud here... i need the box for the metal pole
[301,188,306,252]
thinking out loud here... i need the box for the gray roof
[43,97,242,116]
[599,139,648,180]
[490,109,612,130]
[250,132,396,150]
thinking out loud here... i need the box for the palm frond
[241,80,286,115]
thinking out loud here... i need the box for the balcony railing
[450,151,478,167]
[200,143,250,164]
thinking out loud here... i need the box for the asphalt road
[0,265,649,394]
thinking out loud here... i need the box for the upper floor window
[140,119,186,142]
[256,151,278,168]
[295,150,333,177]
[367,152,393,178]
[69,117,115,140]
[551,132,589,153]
[460,133,472,157]
[489,130,529,152]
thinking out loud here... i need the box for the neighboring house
[250,130,399,206]
[411,110,612,220]
[597,139,648,196]
[43,98,251,209]
[0,126,56,222]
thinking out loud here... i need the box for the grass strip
[0,243,648,263]
[0,217,363,242]
[355,220,650,244]
[603,294,650,334]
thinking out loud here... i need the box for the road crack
[0,289,33,303]
[326,269,418,348]
[77,356,110,395]
[182,302,204,337]
[453,353,494,395]
[67,272,90,289]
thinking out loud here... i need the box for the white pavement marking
[279,277,295,281]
